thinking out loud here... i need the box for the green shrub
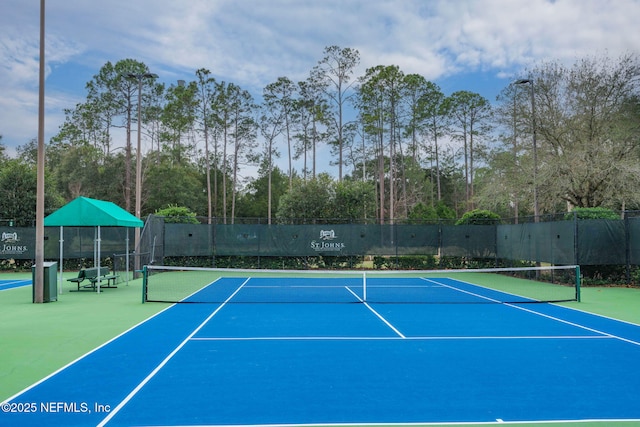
[564,207,619,220]
[456,209,501,225]
[154,205,200,224]
[373,255,436,270]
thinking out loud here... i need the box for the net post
[141,265,148,303]
[575,265,581,302]
[362,271,367,302]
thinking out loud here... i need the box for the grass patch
[0,274,165,400]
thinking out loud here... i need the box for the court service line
[190,335,611,341]
[345,286,406,338]
[96,277,251,427]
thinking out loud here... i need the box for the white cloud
[1,0,639,154]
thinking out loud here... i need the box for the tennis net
[142,264,581,304]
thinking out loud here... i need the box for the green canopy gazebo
[44,197,144,293]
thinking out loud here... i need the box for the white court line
[96,277,251,427]
[506,303,640,347]
[243,285,357,288]
[190,335,611,341]
[177,276,223,302]
[345,285,406,338]
[145,419,640,426]
[0,279,31,290]
[427,277,640,347]
[0,279,31,285]
[1,303,178,406]
[421,277,503,304]
[141,418,640,426]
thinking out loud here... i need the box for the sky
[1,0,639,164]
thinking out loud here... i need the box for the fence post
[625,210,631,285]
[573,211,579,266]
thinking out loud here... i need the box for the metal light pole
[515,78,539,223]
[512,84,519,224]
[34,0,46,303]
[126,73,157,272]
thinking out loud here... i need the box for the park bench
[67,267,118,291]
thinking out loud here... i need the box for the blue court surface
[0,278,31,291]
[2,275,640,426]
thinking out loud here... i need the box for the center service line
[363,302,406,338]
[345,285,406,338]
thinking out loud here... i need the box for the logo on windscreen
[311,229,345,252]
[2,232,19,243]
[319,230,337,240]
[1,231,28,255]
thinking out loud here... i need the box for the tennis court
[0,278,31,291]
[2,267,640,426]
